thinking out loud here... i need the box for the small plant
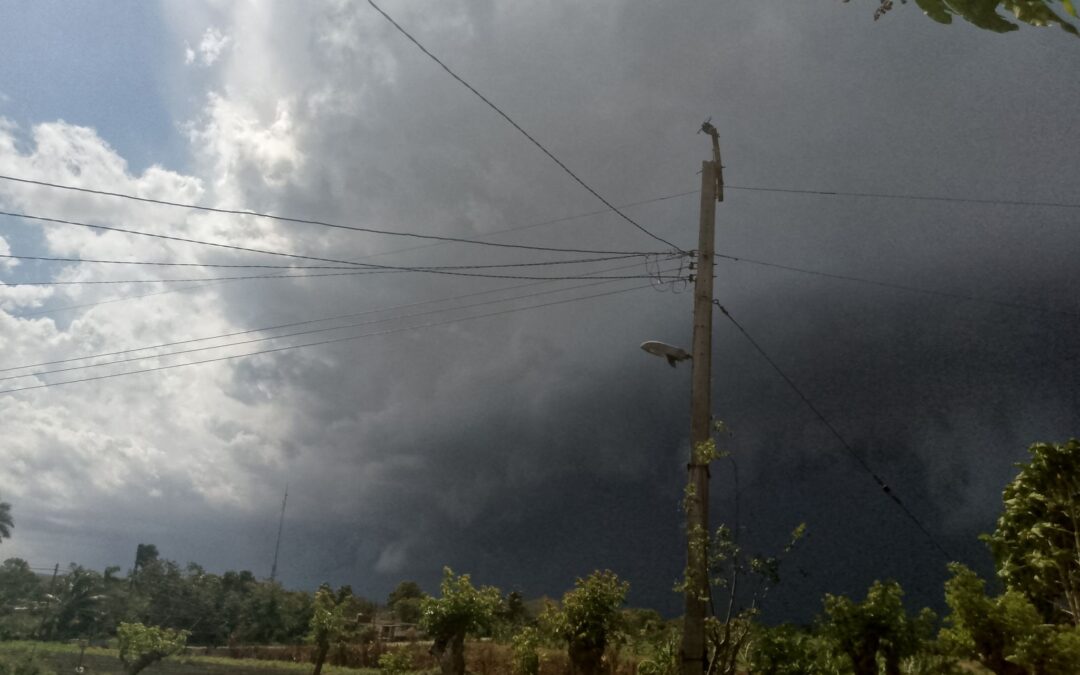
[637,631,679,675]
[511,626,541,675]
[377,647,413,674]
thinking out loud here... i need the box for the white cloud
[185,26,231,67]
[0,234,17,270]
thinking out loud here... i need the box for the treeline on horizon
[1,439,1080,675]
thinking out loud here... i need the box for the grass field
[0,641,381,675]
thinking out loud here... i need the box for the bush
[511,626,541,675]
[117,622,190,675]
[377,647,413,674]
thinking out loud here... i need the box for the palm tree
[0,498,12,542]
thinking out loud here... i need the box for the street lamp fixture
[640,340,692,368]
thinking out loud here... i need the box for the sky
[0,1,1077,622]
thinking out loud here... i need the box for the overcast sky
[0,1,1077,622]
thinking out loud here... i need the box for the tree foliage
[387,580,426,625]
[116,622,189,675]
[510,626,542,675]
[821,580,937,675]
[0,499,11,543]
[307,584,356,675]
[420,567,501,675]
[941,562,1080,675]
[855,0,1080,34]
[984,439,1080,625]
[541,569,629,675]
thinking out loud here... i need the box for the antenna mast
[270,485,288,583]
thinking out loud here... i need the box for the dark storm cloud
[3,0,1077,624]
[190,2,1078,619]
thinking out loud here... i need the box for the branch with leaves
[849,0,1079,35]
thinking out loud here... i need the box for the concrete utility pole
[682,122,722,675]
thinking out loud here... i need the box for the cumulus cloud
[185,26,231,67]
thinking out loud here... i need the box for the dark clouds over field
[0,1,1077,621]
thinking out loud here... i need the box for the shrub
[377,647,413,674]
[511,626,541,675]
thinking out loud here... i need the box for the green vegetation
[307,586,356,675]
[375,647,412,675]
[0,498,11,544]
[509,626,540,675]
[984,439,1080,625]
[855,0,1080,34]
[117,622,189,675]
[419,568,501,675]
[385,582,424,626]
[2,438,1079,674]
[541,569,629,675]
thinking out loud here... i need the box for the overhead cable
[714,252,1080,320]
[0,282,658,396]
[1,259,654,373]
[0,251,641,270]
[0,209,682,282]
[727,184,1080,210]
[0,266,679,383]
[714,300,952,561]
[0,173,679,255]
[364,0,684,253]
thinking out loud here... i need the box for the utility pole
[270,484,288,583]
[682,122,722,675]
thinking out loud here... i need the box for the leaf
[915,0,955,23]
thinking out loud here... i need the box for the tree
[747,624,840,675]
[511,626,542,675]
[307,584,356,675]
[984,439,1080,625]
[387,580,426,624]
[0,558,44,639]
[696,520,806,675]
[116,622,189,675]
[541,570,629,675]
[133,544,158,573]
[41,566,107,641]
[419,568,501,675]
[941,562,1080,675]
[853,0,1079,35]
[0,498,11,543]
[820,580,937,675]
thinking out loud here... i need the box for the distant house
[368,612,420,642]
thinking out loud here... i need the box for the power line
[0,281,658,396]
[3,268,676,286]
[0,209,684,282]
[364,0,684,253]
[713,252,1080,320]
[354,189,698,261]
[2,187,696,318]
[726,184,1080,210]
[4,270,395,286]
[0,173,677,255]
[1,258,655,373]
[0,267,678,383]
[714,300,952,561]
[12,280,229,318]
[1,252,657,282]
[0,251,640,270]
